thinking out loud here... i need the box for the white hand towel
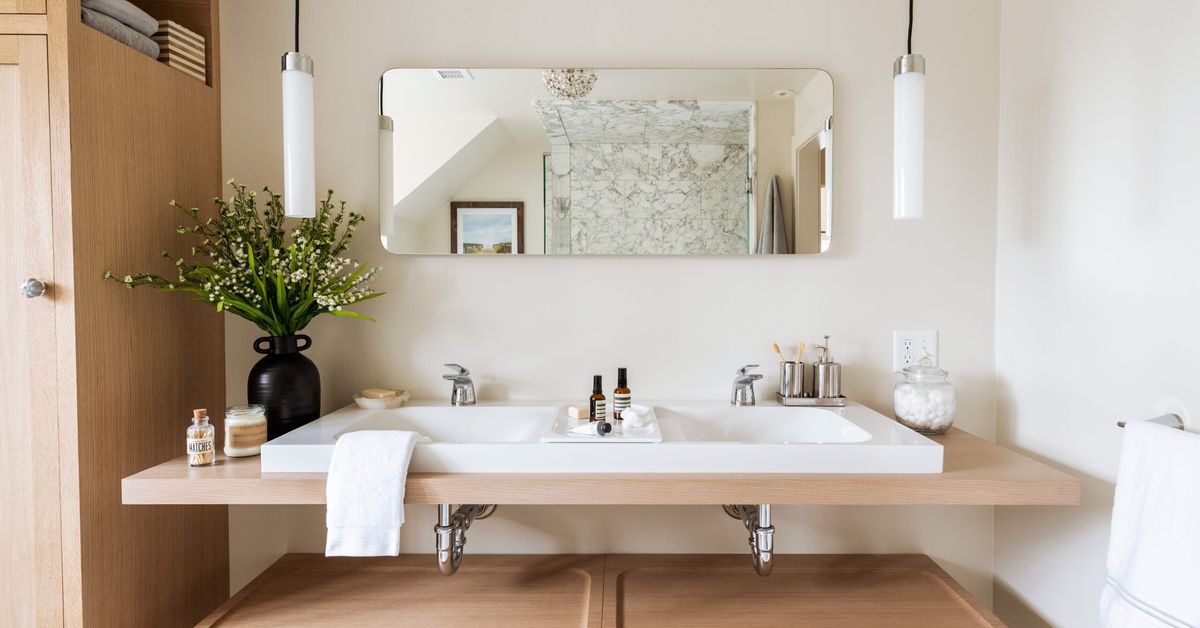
[1100,421,1200,627]
[325,430,419,557]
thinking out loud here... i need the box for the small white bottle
[224,404,268,458]
[186,409,215,466]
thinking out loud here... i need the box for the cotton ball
[895,381,957,432]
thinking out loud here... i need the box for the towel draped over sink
[325,430,419,557]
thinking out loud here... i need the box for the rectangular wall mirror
[379,68,833,255]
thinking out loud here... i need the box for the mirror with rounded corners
[379,68,832,255]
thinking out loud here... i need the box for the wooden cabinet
[0,0,46,14]
[1,2,226,626]
[603,555,1002,627]
[200,554,1004,627]
[0,33,61,628]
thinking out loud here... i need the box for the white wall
[794,72,834,143]
[417,142,549,253]
[219,0,1001,600]
[992,1,1200,625]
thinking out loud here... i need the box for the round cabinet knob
[20,278,48,299]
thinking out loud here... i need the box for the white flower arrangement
[107,180,383,336]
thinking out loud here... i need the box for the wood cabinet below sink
[201,554,1004,627]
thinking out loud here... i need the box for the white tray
[540,406,663,443]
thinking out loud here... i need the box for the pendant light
[893,0,925,220]
[281,0,315,218]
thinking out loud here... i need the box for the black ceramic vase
[248,334,320,439]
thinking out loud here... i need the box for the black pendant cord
[379,76,384,116]
[294,0,300,52]
[902,0,912,54]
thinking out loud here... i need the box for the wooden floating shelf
[199,554,1004,627]
[122,429,1079,506]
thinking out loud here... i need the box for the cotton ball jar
[892,355,957,434]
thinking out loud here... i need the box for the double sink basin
[261,400,943,474]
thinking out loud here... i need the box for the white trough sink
[260,400,942,474]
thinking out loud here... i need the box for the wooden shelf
[199,554,1003,627]
[122,428,1079,506]
[74,13,211,88]
[71,0,215,87]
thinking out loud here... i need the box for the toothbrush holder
[779,361,805,398]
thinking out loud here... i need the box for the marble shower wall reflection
[541,100,752,255]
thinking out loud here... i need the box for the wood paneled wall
[62,4,228,622]
[0,1,231,625]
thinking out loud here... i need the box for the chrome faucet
[731,364,762,406]
[443,363,476,406]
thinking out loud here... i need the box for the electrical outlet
[893,330,938,372]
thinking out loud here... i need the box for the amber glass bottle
[589,375,607,422]
[613,367,631,420]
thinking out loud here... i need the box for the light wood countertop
[121,428,1079,506]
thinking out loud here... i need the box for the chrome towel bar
[1116,414,1184,430]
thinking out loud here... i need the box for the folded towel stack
[80,0,160,59]
[152,20,207,83]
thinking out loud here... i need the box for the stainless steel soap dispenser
[813,335,842,399]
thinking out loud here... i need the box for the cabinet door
[0,0,46,14]
[0,34,62,627]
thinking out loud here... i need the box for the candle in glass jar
[224,404,268,457]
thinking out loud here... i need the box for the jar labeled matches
[892,355,956,434]
[187,408,216,466]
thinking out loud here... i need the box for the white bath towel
[1100,421,1200,627]
[325,430,419,557]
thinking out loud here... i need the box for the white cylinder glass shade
[282,53,316,218]
[893,61,925,220]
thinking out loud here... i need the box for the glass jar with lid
[224,404,268,457]
[892,354,957,434]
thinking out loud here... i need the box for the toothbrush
[796,342,807,362]
[772,342,786,362]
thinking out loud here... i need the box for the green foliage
[106,180,383,336]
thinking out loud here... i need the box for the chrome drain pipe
[435,504,496,576]
[723,504,775,576]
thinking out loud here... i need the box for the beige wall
[992,1,1200,625]
[755,99,795,241]
[219,0,1001,600]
